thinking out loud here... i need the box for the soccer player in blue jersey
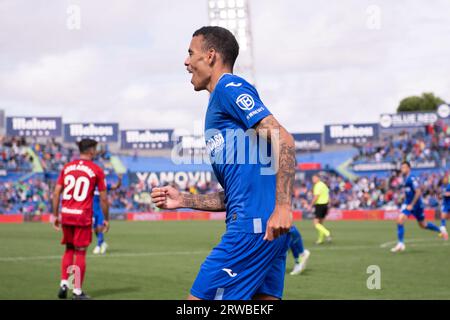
[92,174,122,255]
[288,226,310,275]
[151,26,295,300]
[439,175,450,240]
[391,161,443,252]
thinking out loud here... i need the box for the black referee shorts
[314,204,329,219]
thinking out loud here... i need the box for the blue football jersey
[403,175,423,209]
[443,183,450,207]
[204,73,275,233]
[93,181,111,212]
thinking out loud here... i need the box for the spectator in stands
[0,136,33,172]
[352,121,450,167]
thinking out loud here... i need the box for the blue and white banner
[64,123,119,142]
[129,171,214,189]
[121,129,174,150]
[6,117,62,137]
[379,112,440,129]
[292,133,322,151]
[324,123,379,145]
[176,135,207,155]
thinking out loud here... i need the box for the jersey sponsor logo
[225,82,242,88]
[236,94,255,111]
[206,133,225,157]
[61,207,83,215]
[222,268,238,278]
[246,106,264,120]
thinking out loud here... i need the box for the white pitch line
[379,238,439,248]
[309,240,449,251]
[0,251,209,262]
[0,240,448,263]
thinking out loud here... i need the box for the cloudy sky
[1,0,449,134]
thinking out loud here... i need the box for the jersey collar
[209,73,233,101]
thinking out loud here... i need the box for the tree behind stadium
[397,92,445,112]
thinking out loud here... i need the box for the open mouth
[188,70,194,83]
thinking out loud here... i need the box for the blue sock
[397,224,404,243]
[441,219,447,227]
[97,232,104,246]
[289,226,304,261]
[425,222,440,233]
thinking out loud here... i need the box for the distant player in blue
[92,174,122,255]
[288,226,310,275]
[151,26,296,300]
[439,175,450,240]
[391,161,442,252]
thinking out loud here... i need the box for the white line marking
[379,238,438,248]
[0,239,448,263]
[0,251,209,262]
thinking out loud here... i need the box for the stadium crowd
[353,121,450,167]
[0,135,112,173]
[0,136,34,172]
[0,178,52,214]
[292,171,449,211]
[1,132,449,215]
[33,139,112,172]
[2,170,448,214]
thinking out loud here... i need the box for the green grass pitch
[0,220,449,299]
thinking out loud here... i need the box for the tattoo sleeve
[181,191,226,211]
[255,115,296,206]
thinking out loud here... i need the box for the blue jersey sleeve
[411,177,420,191]
[218,80,272,129]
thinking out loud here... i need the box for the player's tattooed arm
[181,191,226,212]
[254,115,295,240]
[152,186,225,211]
[254,115,296,206]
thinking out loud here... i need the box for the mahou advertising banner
[324,123,379,145]
[6,117,62,137]
[64,123,119,142]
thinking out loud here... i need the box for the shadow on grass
[89,286,141,298]
[285,268,314,276]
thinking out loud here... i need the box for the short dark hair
[401,161,411,168]
[193,26,239,68]
[78,139,98,154]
